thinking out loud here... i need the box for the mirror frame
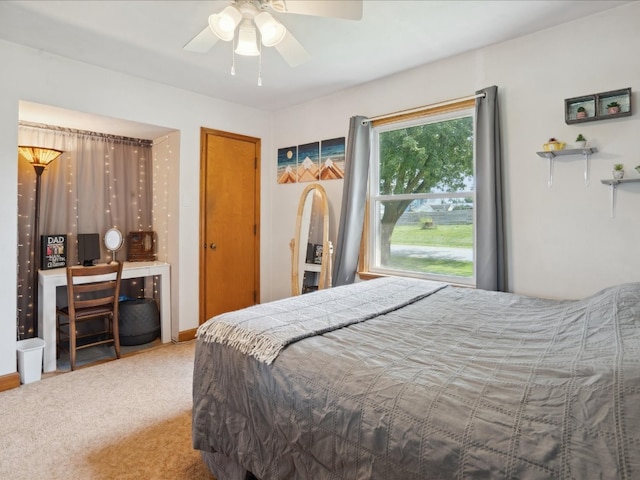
[104,227,124,262]
[291,183,330,296]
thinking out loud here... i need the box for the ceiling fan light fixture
[208,5,242,41]
[254,11,286,47]
[235,20,260,56]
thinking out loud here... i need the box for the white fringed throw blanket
[197,277,447,364]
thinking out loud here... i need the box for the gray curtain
[475,86,507,291]
[17,123,153,339]
[331,116,371,286]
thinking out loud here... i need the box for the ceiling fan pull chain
[231,36,236,76]
[257,42,263,86]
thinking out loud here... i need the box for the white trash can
[16,338,45,384]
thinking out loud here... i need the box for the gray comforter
[192,279,640,479]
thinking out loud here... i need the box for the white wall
[0,40,273,377]
[270,2,640,301]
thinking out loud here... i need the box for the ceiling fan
[184,0,363,68]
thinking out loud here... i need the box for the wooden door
[199,128,260,324]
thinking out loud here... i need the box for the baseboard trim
[0,372,21,392]
[178,328,198,342]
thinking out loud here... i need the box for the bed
[192,277,640,479]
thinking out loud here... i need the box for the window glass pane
[378,116,473,195]
[374,198,474,279]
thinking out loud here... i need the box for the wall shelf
[600,178,640,186]
[600,178,640,218]
[536,147,598,187]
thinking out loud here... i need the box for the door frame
[198,127,261,325]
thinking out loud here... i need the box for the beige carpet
[0,341,215,480]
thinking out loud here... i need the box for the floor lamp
[18,146,63,338]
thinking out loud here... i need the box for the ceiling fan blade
[281,0,363,20]
[183,26,220,53]
[274,30,311,67]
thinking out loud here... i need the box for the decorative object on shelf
[613,163,624,180]
[575,134,587,148]
[542,137,565,151]
[635,165,640,175]
[565,87,631,124]
[536,147,598,187]
[607,102,621,115]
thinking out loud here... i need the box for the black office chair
[56,262,123,370]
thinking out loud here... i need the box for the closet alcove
[16,101,177,366]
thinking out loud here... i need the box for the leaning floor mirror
[290,183,333,295]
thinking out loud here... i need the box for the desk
[38,261,171,373]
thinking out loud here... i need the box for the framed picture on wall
[277,146,297,184]
[320,137,346,180]
[297,142,320,183]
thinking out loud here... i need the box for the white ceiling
[1,0,630,137]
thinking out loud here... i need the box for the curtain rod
[19,121,153,147]
[364,92,486,123]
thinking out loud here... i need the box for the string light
[152,133,173,264]
[17,179,26,334]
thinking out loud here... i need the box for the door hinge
[253,290,257,303]
[254,224,257,235]
[254,157,257,169]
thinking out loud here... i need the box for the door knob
[209,243,217,250]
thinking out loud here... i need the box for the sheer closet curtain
[17,123,153,339]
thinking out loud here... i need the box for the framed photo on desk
[41,234,66,270]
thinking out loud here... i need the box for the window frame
[360,100,476,286]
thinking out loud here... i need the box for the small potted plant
[576,106,587,119]
[613,163,624,180]
[607,101,621,115]
[575,134,587,148]
[543,137,565,151]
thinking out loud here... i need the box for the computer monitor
[77,233,101,266]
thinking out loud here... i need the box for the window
[364,102,476,285]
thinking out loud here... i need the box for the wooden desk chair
[56,262,123,371]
